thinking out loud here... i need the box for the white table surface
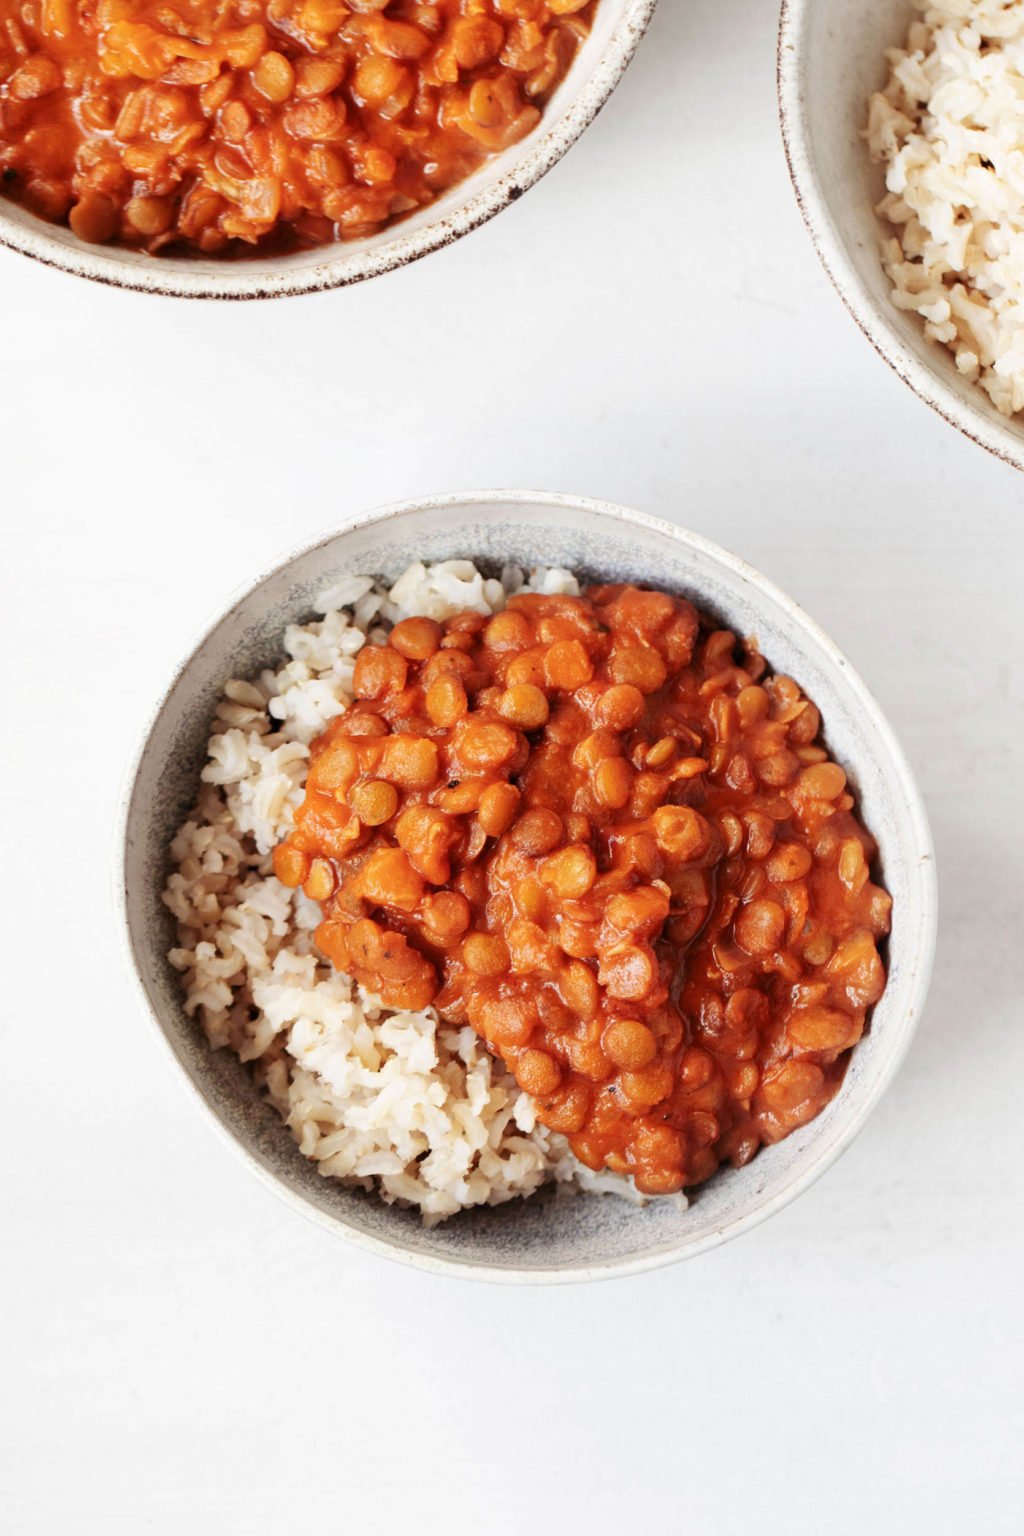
[3,0,1023,1529]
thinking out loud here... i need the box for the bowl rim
[117,488,938,1283]
[0,0,657,301]
[777,0,1024,474]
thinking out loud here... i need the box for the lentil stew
[274,583,892,1197]
[0,0,595,255]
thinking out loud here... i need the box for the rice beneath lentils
[866,0,1024,415]
[163,561,678,1224]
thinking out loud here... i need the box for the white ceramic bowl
[119,490,937,1282]
[779,0,1024,471]
[0,1,655,300]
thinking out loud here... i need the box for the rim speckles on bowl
[119,490,937,1283]
[0,0,656,301]
[778,0,1024,472]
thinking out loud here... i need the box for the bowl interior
[781,0,1024,467]
[122,494,935,1279]
[0,0,653,299]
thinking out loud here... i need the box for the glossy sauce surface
[274,586,892,1195]
[0,0,594,254]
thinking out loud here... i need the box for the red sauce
[274,586,892,1195]
[0,0,595,254]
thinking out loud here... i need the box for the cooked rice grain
[867,1,1024,415]
[163,560,676,1223]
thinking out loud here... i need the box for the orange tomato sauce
[273,585,892,1196]
[0,0,595,254]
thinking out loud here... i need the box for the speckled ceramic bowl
[119,491,937,1282]
[0,0,655,300]
[779,0,1024,472]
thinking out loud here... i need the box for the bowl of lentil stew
[0,0,656,298]
[120,490,936,1280]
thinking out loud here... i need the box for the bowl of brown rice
[119,490,937,1282]
[779,0,1024,471]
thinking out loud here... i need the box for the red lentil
[273,584,892,1196]
[0,0,596,254]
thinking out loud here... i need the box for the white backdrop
[3,0,1023,1530]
